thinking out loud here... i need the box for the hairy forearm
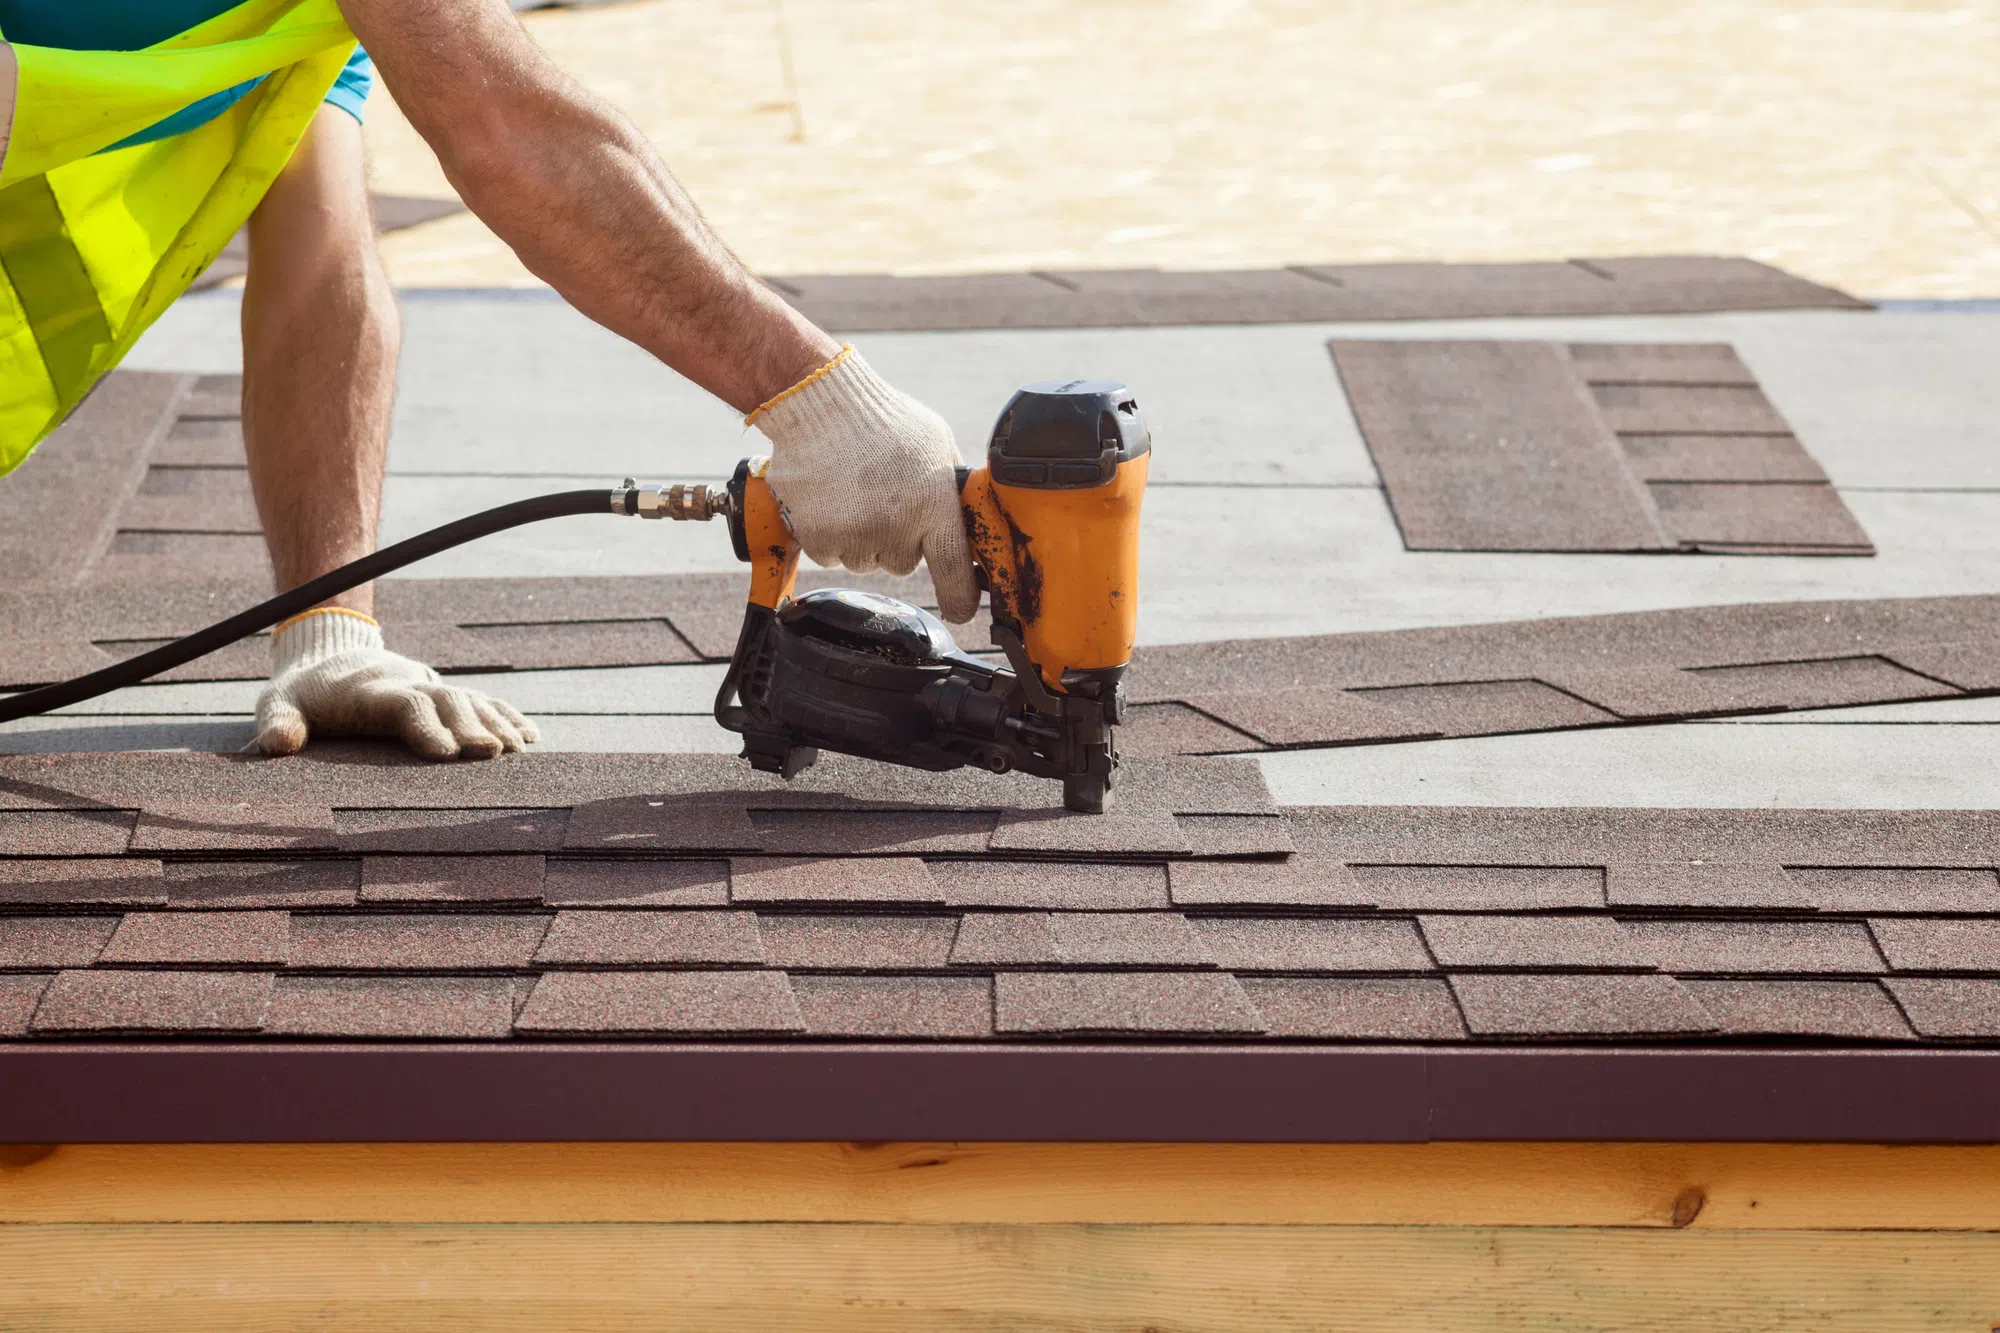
[339,0,834,413]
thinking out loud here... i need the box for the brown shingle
[791,974,994,1038]
[1627,919,1885,974]
[162,859,360,908]
[333,807,568,853]
[1419,915,1650,971]
[988,811,1194,856]
[1683,979,1912,1039]
[1243,977,1467,1039]
[99,911,290,966]
[1168,855,1372,907]
[0,974,52,1035]
[131,803,336,852]
[542,859,730,906]
[534,910,765,966]
[994,971,1261,1034]
[1450,973,1712,1036]
[728,857,943,905]
[758,915,957,970]
[265,975,516,1039]
[1175,815,1297,857]
[31,969,271,1033]
[514,970,804,1034]
[949,913,1061,966]
[1885,978,2000,1038]
[1868,918,2000,974]
[0,810,134,855]
[1792,868,2000,913]
[746,808,995,855]
[0,858,165,906]
[1607,862,1810,910]
[561,797,761,853]
[0,916,118,969]
[1350,865,1605,911]
[289,914,552,970]
[359,855,547,903]
[930,860,1169,910]
[1196,917,1434,973]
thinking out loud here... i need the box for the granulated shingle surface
[1884,978,2000,1038]
[1868,918,2000,974]
[32,968,272,1033]
[0,917,117,970]
[162,859,359,908]
[534,910,765,967]
[264,975,516,1039]
[0,974,50,1036]
[1418,915,1649,971]
[1606,862,1810,910]
[99,911,290,967]
[989,811,1193,856]
[758,915,957,970]
[0,810,135,856]
[1242,977,1467,1039]
[333,808,568,853]
[359,855,547,903]
[1449,973,1712,1036]
[746,808,996,856]
[1194,917,1433,973]
[728,856,944,904]
[1794,868,2000,914]
[929,859,1170,910]
[1176,815,1297,858]
[790,974,994,1038]
[994,971,1260,1034]
[514,969,804,1034]
[289,914,552,970]
[0,858,165,906]
[1048,912,1214,967]
[1680,979,1912,1039]
[1351,680,1618,736]
[1168,856,1371,907]
[130,803,337,852]
[1625,919,1886,974]
[949,913,1063,966]
[1348,865,1606,911]
[541,859,730,906]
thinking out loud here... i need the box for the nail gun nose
[611,478,734,521]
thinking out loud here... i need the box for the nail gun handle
[726,457,802,610]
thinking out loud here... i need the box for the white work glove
[749,346,981,623]
[256,609,538,761]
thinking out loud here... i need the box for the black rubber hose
[0,488,617,724]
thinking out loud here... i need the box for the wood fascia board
[8,1140,2000,1230]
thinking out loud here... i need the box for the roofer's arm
[337,0,977,620]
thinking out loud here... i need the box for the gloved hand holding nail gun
[0,0,979,763]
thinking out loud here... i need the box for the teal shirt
[0,0,374,148]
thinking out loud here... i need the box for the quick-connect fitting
[612,478,733,521]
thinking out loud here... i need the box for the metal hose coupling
[611,478,734,521]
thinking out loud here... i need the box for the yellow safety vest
[0,0,357,472]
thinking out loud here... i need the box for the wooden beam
[3,1222,1998,1332]
[7,1141,2000,1229]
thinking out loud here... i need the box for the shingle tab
[1794,868,2000,914]
[931,860,1169,910]
[1884,978,2000,1038]
[1168,856,1372,907]
[988,811,1194,856]
[514,970,804,1034]
[994,971,1261,1034]
[542,859,730,906]
[0,917,118,969]
[131,803,337,852]
[561,797,761,852]
[359,855,547,904]
[289,914,552,970]
[1450,973,1712,1036]
[728,856,943,905]
[1350,865,1605,911]
[1868,918,2000,974]
[534,910,765,966]
[0,973,51,1035]
[162,859,360,908]
[1196,917,1433,973]
[1243,977,1467,1039]
[1607,861,1809,910]
[31,968,272,1033]
[1681,979,1912,1039]
[0,858,164,906]
[1627,919,1886,974]
[1048,912,1214,967]
[758,914,957,970]
[747,808,995,855]
[99,911,290,966]
[1174,815,1297,857]
[791,974,994,1038]
[265,975,516,1039]
[333,807,568,853]
[0,809,134,855]
[1419,915,1650,971]
[949,913,1062,966]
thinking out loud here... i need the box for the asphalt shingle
[759,914,957,970]
[1869,918,2000,974]
[264,975,517,1039]
[1243,976,1467,1039]
[534,909,765,966]
[791,974,994,1038]
[0,916,118,969]
[514,969,804,1034]
[99,911,290,967]
[1193,917,1432,972]
[1450,973,1713,1036]
[288,913,552,971]
[31,968,271,1033]
[1626,919,1886,974]
[1681,979,1913,1040]
[1419,915,1649,970]
[994,971,1261,1034]
[359,855,547,903]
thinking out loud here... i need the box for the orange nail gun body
[674,381,1148,813]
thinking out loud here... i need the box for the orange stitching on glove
[743,344,855,427]
[271,605,380,636]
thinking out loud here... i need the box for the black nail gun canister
[703,381,1149,813]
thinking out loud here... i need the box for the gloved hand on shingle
[748,345,981,624]
[255,608,538,760]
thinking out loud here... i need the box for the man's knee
[247,107,385,293]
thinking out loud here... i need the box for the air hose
[0,488,623,725]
